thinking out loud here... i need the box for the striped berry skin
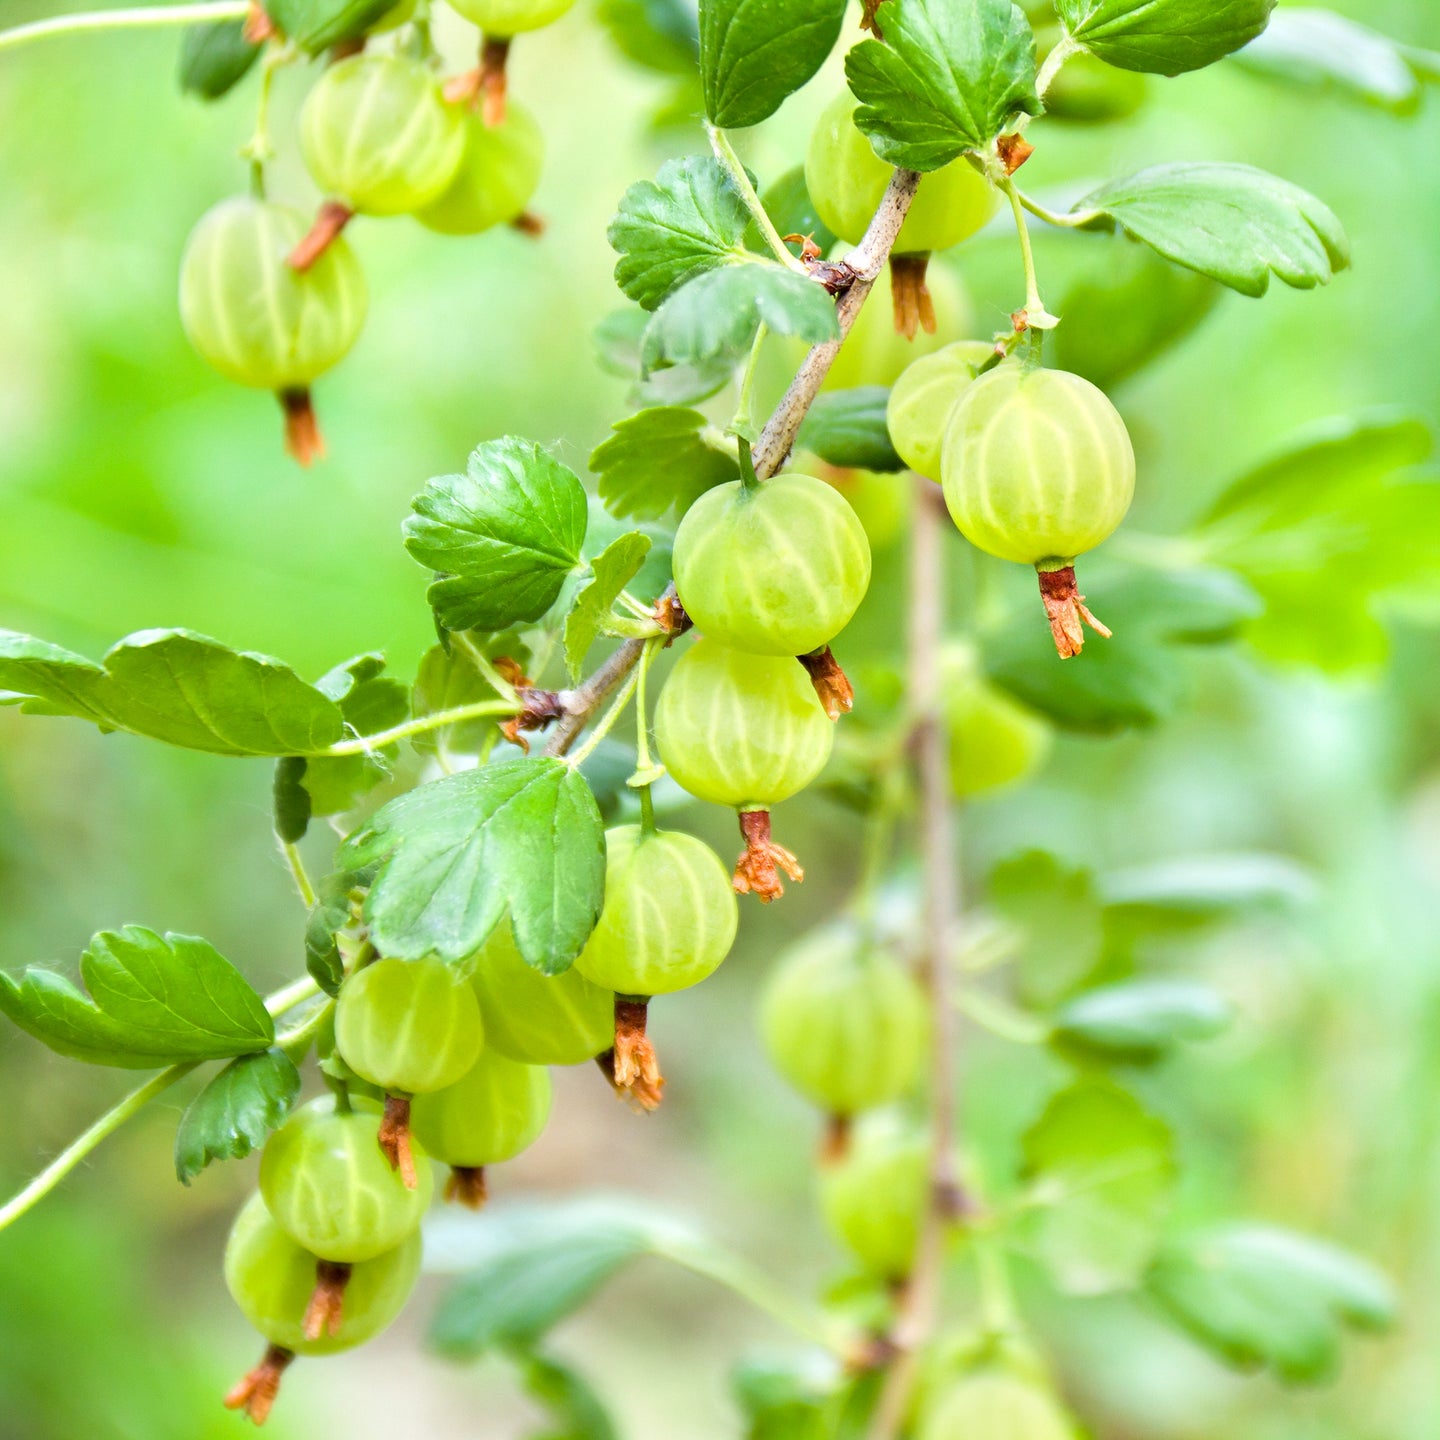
[224,1192,421,1355]
[447,0,576,33]
[417,101,543,236]
[759,924,928,1116]
[258,1097,434,1263]
[299,55,464,217]
[918,1372,1076,1440]
[409,1049,551,1167]
[887,341,995,479]
[940,365,1136,566]
[818,1111,930,1280]
[654,640,833,810]
[335,957,484,1096]
[468,922,614,1066]
[673,474,872,658]
[573,826,739,997]
[805,91,998,253]
[178,197,367,391]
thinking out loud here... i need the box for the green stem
[1034,31,1081,102]
[1014,189,1103,231]
[731,323,768,440]
[974,1234,1019,1338]
[240,42,291,197]
[0,0,249,54]
[450,630,521,705]
[282,841,317,910]
[565,666,641,769]
[319,698,519,756]
[705,123,808,275]
[630,635,664,838]
[999,179,1050,327]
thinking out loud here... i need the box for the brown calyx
[224,1344,295,1425]
[655,590,691,638]
[444,36,511,125]
[445,1165,489,1209]
[242,1,275,42]
[501,686,564,752]
[859,0,885,38]
[997,133,1035,174]
[889,254,936,341]
[820,1112,852,1164]
[510,211,546,238]
[733,809,804,903]
[797,646,854,720]
[603,998,664,1111]
[302,1259,352,1341]
[1036,564,1112,659]
[288,200,353,273]
[277,388,325,467]
[377,1093,418,1190]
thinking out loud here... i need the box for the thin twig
[543,634,652,758]
[0,0,248,54]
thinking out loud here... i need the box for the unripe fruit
[806,92,998,253]
[469,922,614,1065]
[672,474,872,658]
[300,55,464,216]
[573,825,739,996]
[819,1112,929,1279]
[224,1192,421,1356]
[335,957,484,1095]
[1038,28,1147,124]
[940,365,1135,567]
[417,101,543,235]
[819,467,911,551]
[887,341,995,478]
[918,1370,1077,1440]
[759,924,927,1115]
[447,0,576,33]
[942,645,1051,797]
[179,196,366,391]
[259,1096,434,1262]
[824,264,973,391]
[409,1049,551,1166]
[654,639,833,810]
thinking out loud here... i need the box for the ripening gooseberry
[917,1370,1077,1440]
[818,1111,930,1279]
[1037,27,1148,124]
[759,924,927,1117]
[887,340,995,478]
[334,957,484,1096]
[824,263,974,390]
[409,1049,552,1169]
[816,467,911,551]
[672,473,872,658]
[417,100,543,236]
[941,644,1052,797]
[259,1095,434,1263]
[447,0,576,33]
[940,365,1135,656]
[469,922,614,1066]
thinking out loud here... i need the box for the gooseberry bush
[1,0,1437,1434]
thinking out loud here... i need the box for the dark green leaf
[178,19,261,100]
[609,158,752,311]
[0,628,344,756]
[1148,1224,1396,1382]
[590,406,740,521]
[174,1048,300,1183]
[404,438,589,634]
[597,0,698,75]
[1052,980,1233,1064]
[305,875,355,997]
[1077,163,1349,298]
[1056,0,1274,75]
[699,0,847,129]
[265,0,396,52]
[272,756,312,844]
[642,263,838,372]
[797,388,904,472]
[300,654,410,819]
[516,1352,620,1440]
[564,532,653,680]
[846,0,1040,169]
[754,167,837,256]
[336,758,606,973]
[0,927,274,1068]
[990,850,1105,1005]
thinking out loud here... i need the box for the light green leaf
[564,532,653,680]
[1052,980,1233,1064]
[1102,852,1319,924]
[412,634,531,756]
[989,850,1105,1005]
[1057,0,1274,75]
[1077,163,1348,298]
[1148,1224,1396,1382]
[516,1352,620,1440]
[300,654,411,820]
[0,628,344,756]
[590,406,740,521]
[699,0,847,129]
[336,758,606,974]
[597,0,698,76]
[404,438,589,635]
[174,1048,301,1184]
[608,157,753,311]
[595,308,737,408]
[845,0,1040,170]
[0,927,274,1068]
[797,388,904,473]
[1021,1078,1176,1294]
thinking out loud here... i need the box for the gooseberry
[917,1370,1077,1440]
[417,100,544,236]
[818,1111,930,1280]
[826,263,974,388]
[941,645,1052,797]
[447,0,576,32]
[887,340,995,479]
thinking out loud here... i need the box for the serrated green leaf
[174,1048,301,1184]
[405,439,589,634]
[0,629,344,756]
[990,851,1105,1006]
[337,758,605,973]
[583,501,674,604]
[0,927,274,1068]
[590,406,740,521]
[699,0,847,129]
[564,533,653,680]
[846,0,1040,169]
[178,19,261,100]
[299,654,410,819]
[516,1351,620,1440]
[266,0,396,52]
[1052,979,1233,1064]
[609,158,753,311]
[1057,0,1274,74]
[1077,163,1349,298]
[797,388,904,472]
[597,0,698,75]
[642,262,838,373]
[1148,1224,1395,1382]
[1021,1078,1176,1294]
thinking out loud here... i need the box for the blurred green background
[2,0,1440,1436]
